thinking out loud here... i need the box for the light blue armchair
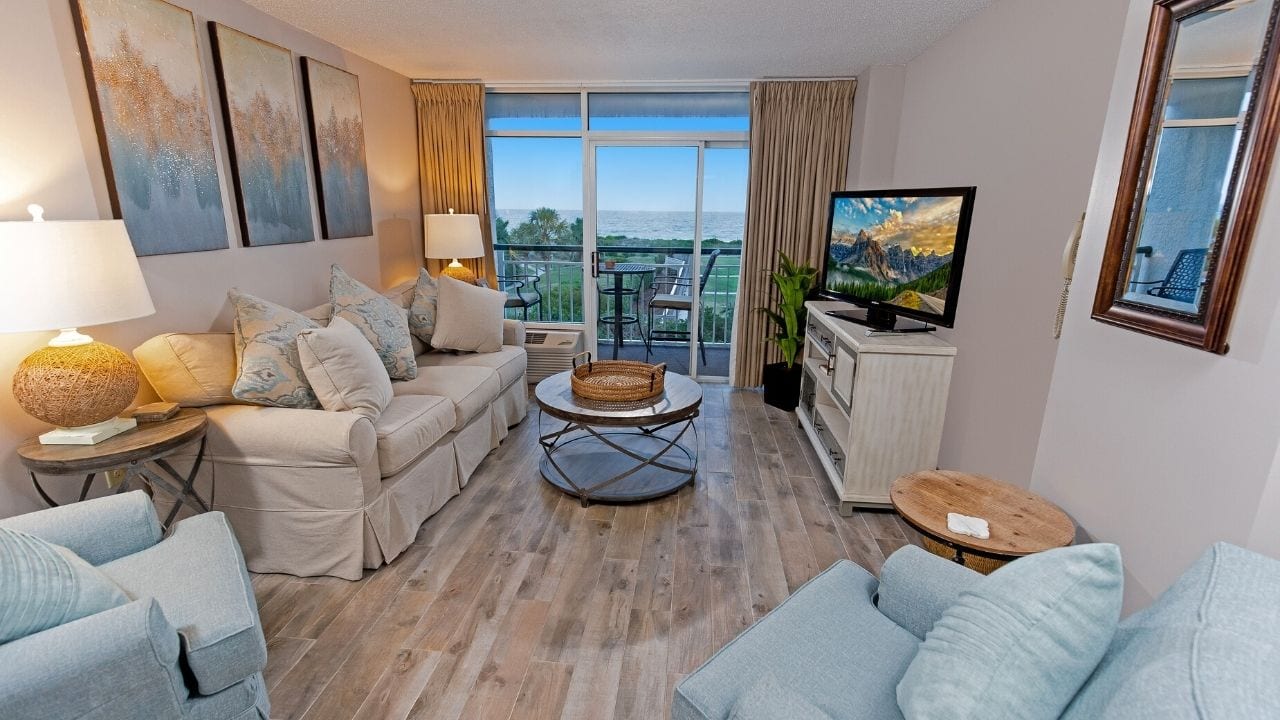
[0,491,270,720]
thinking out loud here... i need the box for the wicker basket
[921,535,1008,575]
[570,352,667,402]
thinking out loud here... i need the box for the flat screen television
[819,187,976,331]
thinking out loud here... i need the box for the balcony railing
[494,244,741,345]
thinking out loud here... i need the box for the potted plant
[759,252,818,410]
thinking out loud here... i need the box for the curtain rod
[413,77,857,85]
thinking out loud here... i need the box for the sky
[489,138,748,214]
[832,195,964,255]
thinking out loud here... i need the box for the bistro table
[597,262,655,359]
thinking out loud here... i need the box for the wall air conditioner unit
[524,329,584,382]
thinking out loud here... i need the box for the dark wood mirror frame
[1093,0,1280,353]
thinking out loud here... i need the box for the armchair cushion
[729,674,834,720]
[330,264,418,381]
[0,490,161,566]
[0,527,129,644]
[876,544,982,640]
[897,544,1123,720]
[101,512,267,695]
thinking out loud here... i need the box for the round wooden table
[17,409,210,530]
[891,470,1075,574]
[535,369,701,505]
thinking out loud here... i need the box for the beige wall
[0,0,421,516]
[1031,0,1280,611]
[846,64,905,190]
[846,0,1129,485]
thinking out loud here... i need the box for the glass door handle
[591,251,598,278]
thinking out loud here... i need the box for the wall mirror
[1094,0,1280,352]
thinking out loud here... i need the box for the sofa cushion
[297,316,393,420]
[229,289,320,409]
[373,395,455,477]
[431,274,506,353]
[0,527,128,644]
[673,560,918,720]
[418,345,527,390]
[898,544,1123,720]
[392,365,501,431]
[100,512,266,695]
[408,268,439,346]
[134,333,242,407]
[330,265,417,381]
[1064,542,1280,719]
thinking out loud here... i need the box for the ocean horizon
[497,208,744,243]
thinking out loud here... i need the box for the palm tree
[512,207,571,245]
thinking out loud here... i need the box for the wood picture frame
[1093,0,1280,353]
[300,58,374,239]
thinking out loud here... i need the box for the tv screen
[821,187,976,328]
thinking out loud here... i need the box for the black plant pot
[762,361,803,411]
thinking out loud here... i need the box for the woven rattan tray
[570,352,667,402]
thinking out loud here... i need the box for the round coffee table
[891,470,1075,574]
[534,369,701,506]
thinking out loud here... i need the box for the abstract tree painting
[302,58,373,239]
[209,23,314,247]
[71,0,227,256]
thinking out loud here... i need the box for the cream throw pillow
[296,317,393,419]
[329,265,417,380]
[431,274,506,353]
[229,289,320,409]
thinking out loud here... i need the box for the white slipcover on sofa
[133,280,527,580]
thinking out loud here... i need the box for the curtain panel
[731,79,856,387]
[412,82,496,280]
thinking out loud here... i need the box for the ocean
[497,209,745,243]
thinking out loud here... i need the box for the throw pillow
[730,675,833,720]
[0,527,129,644]
[431,274,506,353]
[329,265,417,380]
[297,316,393,419]
[408,268,439,346]
[229,289,320,409]
[896,543,1123,720]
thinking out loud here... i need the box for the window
[588,92,749,131]
[485,93,581,132]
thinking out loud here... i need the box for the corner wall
[848,0,1129,485]
[0,0,422,517]
[1030,0,1280,611]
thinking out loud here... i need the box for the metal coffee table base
[538,414,698,506]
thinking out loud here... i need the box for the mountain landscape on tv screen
[825,195,961,314]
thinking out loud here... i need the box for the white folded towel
[947,512,990,540]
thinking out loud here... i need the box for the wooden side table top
[17,409,207,475]
[891,470,1075,557]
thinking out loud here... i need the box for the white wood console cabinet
[797,301,956,514]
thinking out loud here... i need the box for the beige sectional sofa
[132,280,528,580]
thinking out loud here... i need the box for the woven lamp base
[439,264,477,284]
[13,341,139,430]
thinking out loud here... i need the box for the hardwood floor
[255,385,922,720]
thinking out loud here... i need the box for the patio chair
[1130,247,1208,305]
[647,250,722,364]
[497,273,543,321]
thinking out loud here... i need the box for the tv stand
[824,305,936,334]
[798,301,957,511]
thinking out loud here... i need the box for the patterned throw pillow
[0,527,129,644]
[229,289,320,408]
[408,268,438,346]
[329,265,417,380]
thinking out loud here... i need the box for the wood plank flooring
[255,385,920,720]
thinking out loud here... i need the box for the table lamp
[424,209,484,283]
[0,205,155,444]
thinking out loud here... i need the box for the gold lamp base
[439,260,477,284]
[12,339,140,445]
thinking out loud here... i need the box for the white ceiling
[241,0,995,82]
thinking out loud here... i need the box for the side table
[890,470,1075,574]
[17,408,210,530]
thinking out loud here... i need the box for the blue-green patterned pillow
[0,527,129,644]
[408,268,438,345]
[329,265,417,380]
[229,289,320,408]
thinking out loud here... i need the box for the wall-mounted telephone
[1055,213,1086,339]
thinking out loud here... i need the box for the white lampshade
[0,217,155,333]
[424,211,484,260]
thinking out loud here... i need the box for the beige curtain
[412,82,496,281]
[731,80,856,387]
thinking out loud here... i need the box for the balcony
[495,244,740,377]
